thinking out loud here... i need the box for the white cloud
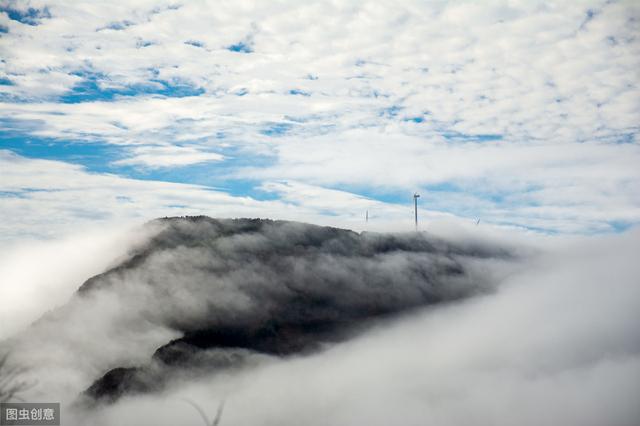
[7,223,637,426]
[1,0,638,234]
[250,129,640,233]
[1,3,638,423]
[0,151,451,240]
[112,145,223,168]
[0,224,145,340]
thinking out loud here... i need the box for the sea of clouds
[0,219,638,426]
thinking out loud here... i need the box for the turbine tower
[413,192,420,231]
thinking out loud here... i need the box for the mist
[1,218,638,426]
[0,222,152,340]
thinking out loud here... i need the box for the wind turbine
[413,192,420,231]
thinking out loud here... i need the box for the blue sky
[1,0,639,239]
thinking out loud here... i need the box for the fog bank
[1,218,638,425]
[76,227,640,426]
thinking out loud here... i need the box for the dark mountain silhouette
[71,216,513,404]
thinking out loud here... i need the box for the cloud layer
[76,227,640,426]
[1,0,639,235]
[1,218,638,426]
[2,217,517,405]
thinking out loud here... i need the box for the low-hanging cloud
[2,217,638,426]
[0,223,152,340]
[1,217,516,403]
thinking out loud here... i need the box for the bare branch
[180,397,225,426]
[212,400,225,426]
[0,352,36,403]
